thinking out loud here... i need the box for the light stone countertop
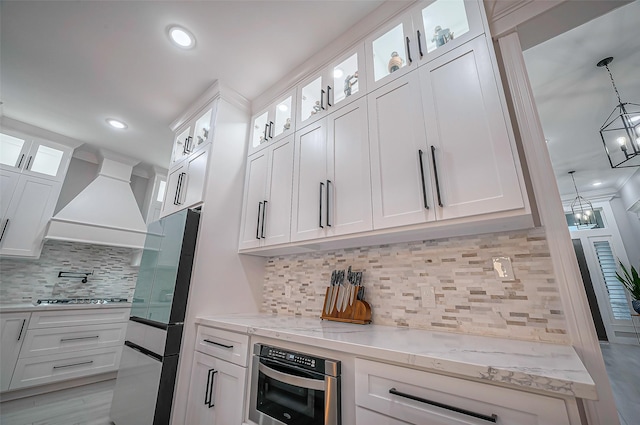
[197,313,597,401]
[0,302,132,313]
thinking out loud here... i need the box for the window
[593,240,631,320]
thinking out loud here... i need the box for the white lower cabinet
[0,312,30,391]
[355,358,573,425]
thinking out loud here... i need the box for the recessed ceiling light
[592,182,602,186]
[106,118,128,129]
[168,25,195,49]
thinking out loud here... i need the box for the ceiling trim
[1,116,85,149]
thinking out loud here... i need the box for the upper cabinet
[365,0,483,92]
[170,104,216,167]
[248,89,296,155]
[0,131,72,182]
[297,44,367,129]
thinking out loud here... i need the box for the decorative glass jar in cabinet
[248,89,296,155]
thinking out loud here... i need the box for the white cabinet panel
[195,326,250,367]
[0,175,61,257]
[185,351,247,425]
[263,136,294,247]
[326,97,373,236]
[0,312,30,391]
[357,406,412,425]
[368,71,435,230]
[0,169,20,220]
[291,120,328,242]
[162,164,186,218]
[239,151,269,250]
[183,145,209,209]
[420,36,524,220]
[28,308,129,329]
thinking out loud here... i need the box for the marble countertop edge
[0,302,132,312]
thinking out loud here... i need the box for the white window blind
[593,240,631,320]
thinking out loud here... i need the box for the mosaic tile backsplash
[0,240,138,303]
[262,228,570,344]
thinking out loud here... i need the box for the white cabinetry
[185,326,249,425]
[239,136,294,250]
[291,97,372,242]
[7,308,128,391]
[355,358,573,425]
[0,131,72,181]
[249,89,296,156]
[0,312,30,391]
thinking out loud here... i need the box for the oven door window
[256,358,325,425]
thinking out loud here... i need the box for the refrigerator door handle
[124,340,162,362]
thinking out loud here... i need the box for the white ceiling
[523,0,640,199]
[0,0,387,169]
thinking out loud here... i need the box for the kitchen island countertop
[197,313,597,401]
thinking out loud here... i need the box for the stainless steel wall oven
[249,343,341,425]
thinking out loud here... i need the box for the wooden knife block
[320,286,371,324]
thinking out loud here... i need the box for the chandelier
[597,57,640,168]
[568,171,595,229]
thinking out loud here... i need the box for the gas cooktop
[36,297,129,305]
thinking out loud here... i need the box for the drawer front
[10,346,122,390]
[195,326,249,367]
[20,322,127,358]
[356,406,411,424]
[28,308,129,329]
[355,358,571,425]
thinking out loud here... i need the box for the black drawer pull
[389,388,497,423]
[203,339,233,349]
[17,319,26,341]
[60,335,99,342]
[53,360,94,370]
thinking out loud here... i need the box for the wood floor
[0,379,114,425]
[1,344,638,425]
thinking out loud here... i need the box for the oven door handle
[258,362,325,391]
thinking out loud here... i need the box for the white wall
[614,169,640,265]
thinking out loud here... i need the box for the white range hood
[46,150,147,249]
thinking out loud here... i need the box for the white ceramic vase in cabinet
[419,35,525,221]
[297,43,367,131]
[368,70,436,230]
[291,96,372,242]
[239,135,294,250]
[185,351,246,425]
[0,312,30,392]
[248,89,296,156]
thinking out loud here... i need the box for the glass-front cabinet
[298,43,366,129]
[0,131,71,181]
[170,103,217,166]
[365,0,483,91]
[171,126,192,166]
[248,88,296,155]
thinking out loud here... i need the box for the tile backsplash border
[0,240,138,303]
[261,227,570,344]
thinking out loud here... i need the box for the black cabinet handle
[269,122,274,139]
[16,154,25,169]
[406,36,412,64]
[17,319,26,341]
[186,136,193,153]
[264,123,269,142]
[326,180,331,227]
[174,172,186,205]
[205,368,218,408]
[256,202,263,240]
[389,388,497,423]
[327,86,332,107]
[431,146,443,207]
[319,182,324,229]
[53,360,94,370]
[417,30,424,57]
[25,156,33,170]
[320,89,325,110]
[203,339,234,349]
[0,219,10,243]
[418,150,429,210]
[261,200,267,238]
[60,335,99,342]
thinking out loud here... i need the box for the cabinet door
[0,176,61,257]
[328,44,367,111]
[0,169,20,220]
[22,139,71,181]
[327,97,373,237]
[161,164,186,218]
[410,0,484,66]
[365,12,416,92]
[185,352,246,425]
[298,72,330,129]
[0,132,30,172]
[263,136,294,247]
[183,145,210,209]
[420,36,524,221]
[171,127,192,167]
[192,105,216,153]
[0,312,30,392]
[291,119,328,242]
[368,71,435,230]
[239,150,269,250]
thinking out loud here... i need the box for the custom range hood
[46,150,147,249]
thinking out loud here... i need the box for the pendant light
[568,171,595,229]
[597,57,640,168]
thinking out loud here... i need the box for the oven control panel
[256,344,337,375]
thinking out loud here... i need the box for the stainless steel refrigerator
[110,208,200,425]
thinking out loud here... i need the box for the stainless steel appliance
[249,343,341,425]
[110,208,200,425]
